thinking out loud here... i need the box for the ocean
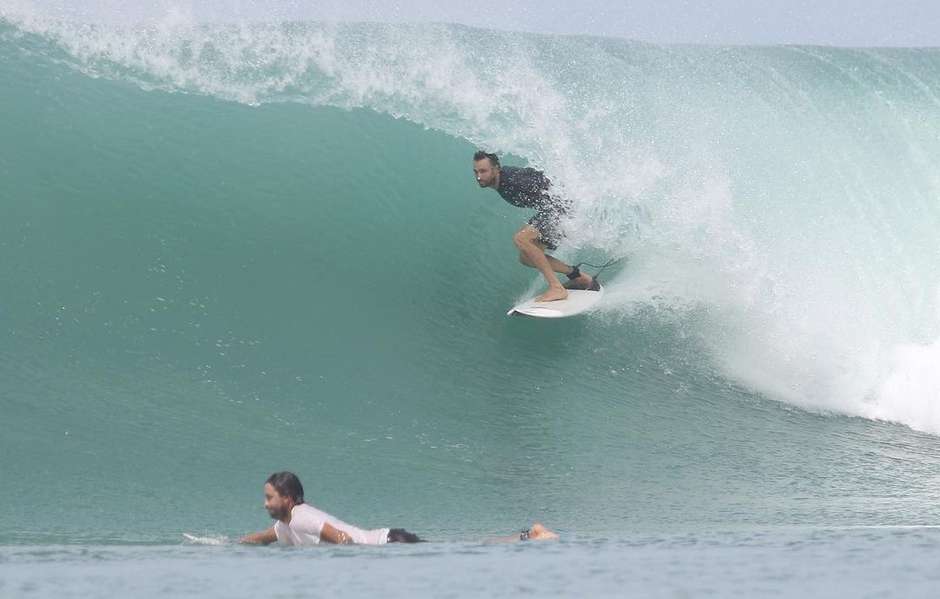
[2,6,940,597]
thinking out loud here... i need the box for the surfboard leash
[573,257,624,279]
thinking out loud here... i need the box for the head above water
[473,150,500,188]
[264,471,304,521]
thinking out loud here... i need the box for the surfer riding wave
[473,151,597,302]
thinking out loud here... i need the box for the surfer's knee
[513,228,538,250]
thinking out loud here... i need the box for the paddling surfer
[239,471,558,546]
[239,472,420,546]
[473,151,596,302]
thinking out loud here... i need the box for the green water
[3,13,940,597]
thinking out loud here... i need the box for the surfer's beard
[266,504,289,520]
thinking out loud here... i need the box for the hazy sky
[19,0,940,47]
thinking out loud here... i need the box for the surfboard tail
[506,285,604,319]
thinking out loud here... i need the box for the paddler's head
[264,471,304,521]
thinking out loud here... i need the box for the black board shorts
[529,210,564,251]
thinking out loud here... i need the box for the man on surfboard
[238,471,559,545]
[239,471,422,546]
[473,151,596,302]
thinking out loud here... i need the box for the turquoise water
[3,7,940,597]
[6,530,940,597]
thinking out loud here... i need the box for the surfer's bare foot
[536,286,568,302]
[565,272,594,290]
[528,523,559,541]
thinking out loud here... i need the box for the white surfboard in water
[507,284,604,318]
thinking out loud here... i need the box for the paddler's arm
[238,526,277,544]
[319,522,356,544]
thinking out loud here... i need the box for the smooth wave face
[3,9,940,545]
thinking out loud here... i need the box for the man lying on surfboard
[238,471,559,546]
[473,151,597,302]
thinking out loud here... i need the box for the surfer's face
[264,483,292,520]
[474,159,498,188]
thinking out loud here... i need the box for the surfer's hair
[266,471,304,503]
[473,150,500,167]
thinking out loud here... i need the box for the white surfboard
[507,284,604,318]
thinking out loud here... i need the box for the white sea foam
[182,532,231,545]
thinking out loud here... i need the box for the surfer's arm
[319,522,356,544]
[238,526,277,545]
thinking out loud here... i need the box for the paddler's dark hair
[266,471,304,503]
[473,150,500,167]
